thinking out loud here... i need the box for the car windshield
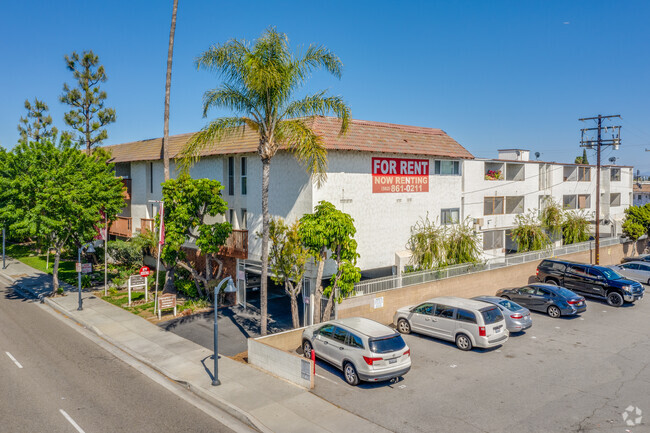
[368,335,406,354]
[480,307,504,324]
[598,267,623,280]
[498,300,522,311]
[555,287,579,298]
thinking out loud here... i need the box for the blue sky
[1,1,649,173]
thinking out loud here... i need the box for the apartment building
[633,182,650,206]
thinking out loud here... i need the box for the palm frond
[196,39,251,87]
[282,92,350,134]
[179,117,250,171]
[276,119,327,186]
[293,44,343,80]
[202,84,261,120]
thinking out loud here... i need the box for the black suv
[536,259,645,307]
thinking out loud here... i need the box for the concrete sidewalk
[0,257,388,433]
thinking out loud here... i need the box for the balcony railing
[219,229,248,259]
[109,216,132,238]
[140,218,155,235]
[121,178,132,200]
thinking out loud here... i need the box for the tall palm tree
[162,0,178,181]
[181,28,350,335]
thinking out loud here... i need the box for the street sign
[139,266,150,277]
[76,263,92,274]
[128,275,148,306]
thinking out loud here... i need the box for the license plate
[577,302,583,306]
[389,358,397,364]
[494,326,502,333]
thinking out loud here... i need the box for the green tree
[0,140,125,293]
[158,174,232,297]
[18,99,58,143]
[407,214,446,270]
[540,198,563,241]
[622,204,650,255]
[268,218,308,328]
[510,211,551,252]
[562,211,590,245]
[299,201,360,323]
[162,0,178,181]
[60,50,116,152]
[181,28,350,335]
[444,219,482,265]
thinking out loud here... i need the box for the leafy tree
[162,0,178,181]
[60,50,116,152]
[407,214,446,270]
[574,149,589,164]
[180,28,350,335]
[0,140,125,293]
[444,219,482,265]
[562,211,590,245]
[540,198,563,241]
[511,211,551,252]
[158,174,232,297]
[18,99,58,143]
[268,218,308,328]
[300,201,360,323]
[622,204,650,254]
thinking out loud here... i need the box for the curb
[43,297,271,433]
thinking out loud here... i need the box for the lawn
[6,243,81,286]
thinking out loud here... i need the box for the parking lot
[308,293,650,432]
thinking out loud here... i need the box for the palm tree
[162,0,178,181]
[181,28,350,335]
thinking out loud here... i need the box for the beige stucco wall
[338,241,644,325]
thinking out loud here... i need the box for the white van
[393,296,509,351]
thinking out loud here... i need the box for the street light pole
[77,246,83,311]
[212,276,233,386]
[2,227,5,270]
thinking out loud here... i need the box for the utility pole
[579,114,622,265]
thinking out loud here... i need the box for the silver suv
[302,317,411,386]
[393,296,509,351]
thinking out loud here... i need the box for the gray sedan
[609,261,650,285]
[473,296,532,333]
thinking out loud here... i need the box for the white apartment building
[633,182,650,206]
[105,117,632,282]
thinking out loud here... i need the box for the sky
[1,0,649,173]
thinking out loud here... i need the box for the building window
[505,163,524,181]
[506,196,525,214]
[228,209,235,225]
[563,166,577,181]
[484,197,504,215]
[434,160,460,175]
[610,193,621,207]
[441,208,460,225]
[240,209,247,229]
[240,157,247,195]
[578,166,591,182]
[639,195,642,200]
[563,195,577,209]
[483,230,504,250]
[611,168,621,181]
[578,194,590,209]
[228,157,234,196]
[149,162,153,193]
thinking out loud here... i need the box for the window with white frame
[484,197,504,215]
[505,196,525,214]
[563,195,577,209]
[610,193,621,207]
[434,160,460,175]
[240,157,247,195]
[483,230,504,250]
[563,166,577,181]
[610,168,621,181]
[441,208,460,225]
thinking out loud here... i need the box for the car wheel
[647,278,650,286]
[607,291,624,307]
[397,319,411,334]
[545,279,558,285]
[547,305,561,318]
[455,334,472,351]
[343,362,360,386]
[302,340,313,359]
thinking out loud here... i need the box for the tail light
[479,326,486,337]
[510,313,523,319]
[363,356,382,365]
[536,268,539,276]
[403,349,411,357]
[567,300,581,305]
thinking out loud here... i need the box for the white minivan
[393,296,509,351]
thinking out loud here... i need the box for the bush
[175,278,199,298]
[107,239,142,270]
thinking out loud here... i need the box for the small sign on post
[128,275,148,306]
[76,263,93,274]
[158,293,177,320]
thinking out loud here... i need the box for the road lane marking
[59,409,86,433]
[5,352,23,369]
[315,373,339,385]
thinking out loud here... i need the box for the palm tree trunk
[162,0,178,181]
[260,158,270,335]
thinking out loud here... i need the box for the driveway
[308,295,650,433]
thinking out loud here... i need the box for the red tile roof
[634,183,650,193]
[103,116,474,163]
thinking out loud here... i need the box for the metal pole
[77,247,83,310]
[104,216,108,297]
[213,277,230,386]
[2,227,5,270]
[595,115,602,265]
[154,242,161,315]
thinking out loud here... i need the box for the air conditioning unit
[473,218,484,228]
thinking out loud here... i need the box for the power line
[579,114,621,265]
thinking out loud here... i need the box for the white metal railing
[353,237,623,296]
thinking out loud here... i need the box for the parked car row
[302,258,644,386]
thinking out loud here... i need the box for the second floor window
[441,208,460,225]
[578,166,591,182]
[434,160,460,175]
[228,157,234,196]
[610,168,621,181]
[241,157,247,195]
[484,197,504,215]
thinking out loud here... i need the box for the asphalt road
[310,293,650,433]
[0,279,238,433]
